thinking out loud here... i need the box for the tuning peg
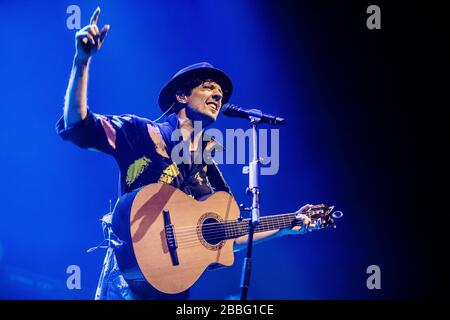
[239,204,251,212]
[332,211,343,219]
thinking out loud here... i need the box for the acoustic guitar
[111,183,342,295]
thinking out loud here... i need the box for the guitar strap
[205,160,233,195]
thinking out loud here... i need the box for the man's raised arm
[63,7,110,127]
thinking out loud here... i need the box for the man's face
[182,80,223,126]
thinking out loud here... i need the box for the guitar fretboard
[223,213,298,240]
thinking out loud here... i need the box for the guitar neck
[223,212,297,240]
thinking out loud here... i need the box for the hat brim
[158,66,232,114]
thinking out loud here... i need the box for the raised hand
[75,7,110,61]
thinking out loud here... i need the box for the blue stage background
[0,0,446,299]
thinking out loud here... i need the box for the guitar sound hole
[201,218,225,245]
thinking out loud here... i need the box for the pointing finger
[90,7,100,25]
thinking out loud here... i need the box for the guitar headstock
[301,204,343,230]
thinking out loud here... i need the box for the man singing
[57,7,316,300]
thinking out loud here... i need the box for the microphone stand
[240,116,261,301]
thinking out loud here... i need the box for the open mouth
[207,102,219,111]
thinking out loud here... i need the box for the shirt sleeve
[55,109,141,156]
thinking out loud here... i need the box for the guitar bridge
[163,210,179,266]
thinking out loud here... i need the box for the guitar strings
[130,211,325,246]
[170,211,298,231]
[173,215,300,237]
[173,222,324,246]
[170,217,326,245]
[168,212,299,235]
[169,219,303,245]
[171,216,296,240]
[170,214,306,242]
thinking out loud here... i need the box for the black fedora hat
[158,62,233,114]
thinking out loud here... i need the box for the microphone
[221,103,285,125]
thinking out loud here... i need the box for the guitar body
[112,183,240,295]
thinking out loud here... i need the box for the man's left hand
[282,204,321,235]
